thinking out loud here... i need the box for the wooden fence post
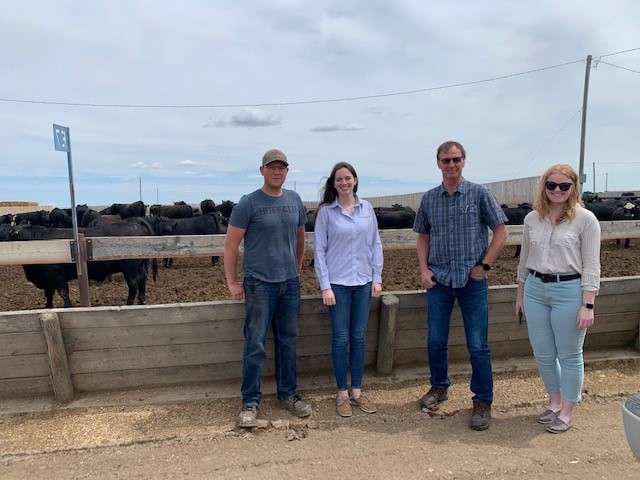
[77,233,91,307]
[39,311,74,403]
[376,294,399,374]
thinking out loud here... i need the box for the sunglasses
[439,157,464,164]
[545,181,572,192]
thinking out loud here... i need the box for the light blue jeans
[523,274,586,403]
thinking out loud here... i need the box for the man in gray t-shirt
[224,148,312,428]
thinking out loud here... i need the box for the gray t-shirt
[229,188,307,283]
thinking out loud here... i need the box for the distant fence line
[3,180,638,218]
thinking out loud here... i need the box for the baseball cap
[262,149,288,167]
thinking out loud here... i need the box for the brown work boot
[336,395,352,417]
[237,405,259,428]
[280,394,312,418]
[419,386,448,412]
[470,400,491,431]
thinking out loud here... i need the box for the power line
[597,161,640,165]
[597,47,640,58]
[0,59,586,109]
[514,108,583,178]
[597,60,640,74]
[0,48,636,109]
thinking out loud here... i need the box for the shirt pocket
[460,205,480,230]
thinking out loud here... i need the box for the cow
[214,200,236,226]
[48,208,73,228]
[584,199,637,247]
[374,205,416,229]
[120,201,146,219]
[159,213,226,267]
[501,203,533,257]
[99,203,125,216]
[1,218,167,308]
[0,214,13,225]
[200,199,216,215]
[78,207,102,227]
[304,208,317,232]
[150,201,193,219]
[15,210,49,226]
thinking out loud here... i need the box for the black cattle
[304,208,316,232]
[585,199,637,248]
[501,203,533,257]
[48,208,73,228]
[0,214,13,225]
[160,213,226,267]
[1,225,78,308]
[78,207,102,227]
[99,203,125,216]
[2,218,165,308]
[15,210,49,226]
[121,201,146,219]
[374,205,416,229]
[150,201,193,219]
[200,199,216,215]
[214,200,236,226]
[584,201,630,221]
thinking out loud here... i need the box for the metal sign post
[53,124,91,307]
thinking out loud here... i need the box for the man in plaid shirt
[413,140,508,431]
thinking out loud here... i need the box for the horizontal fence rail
[1,221,640,266]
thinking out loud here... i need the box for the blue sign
[53,124,70,152]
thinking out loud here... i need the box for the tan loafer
[352,392,377,413]
[336,395,352,417]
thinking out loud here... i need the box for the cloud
[310,123,365,132]
[151,162,163,170]
[130,162,148,169]
[177,160,204,166]
[202,108,283,128]
[202,118,228,128]
[229,108,283,127]
[183,171,197,176]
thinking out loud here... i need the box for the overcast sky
[1,1,639,208]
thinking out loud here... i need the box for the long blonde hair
[534,163,584,223]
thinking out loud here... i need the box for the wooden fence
[1,277,639,401]
[1,221,640,401]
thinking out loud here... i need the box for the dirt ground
[1,240,639,311]
[1,357,640,479]
[1,240,639,478]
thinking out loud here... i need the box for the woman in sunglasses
[515,164,601,433]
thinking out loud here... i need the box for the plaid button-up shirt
[413,179,507,288]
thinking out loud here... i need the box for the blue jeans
[426,277,493,404]
[241,276,301,406]
[523,274,585,403]
[328,283,372,391]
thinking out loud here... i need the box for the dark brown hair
[316,162,358,215]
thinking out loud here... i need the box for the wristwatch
[582,302,594,309]
[476,261,491,271]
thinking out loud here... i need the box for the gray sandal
[546,417,573,433]
[537,409,560,424]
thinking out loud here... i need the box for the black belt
[530,270,581,283]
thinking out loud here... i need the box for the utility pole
[592,162,596,193]
[578,55,592,193]
[139,177,142,201]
